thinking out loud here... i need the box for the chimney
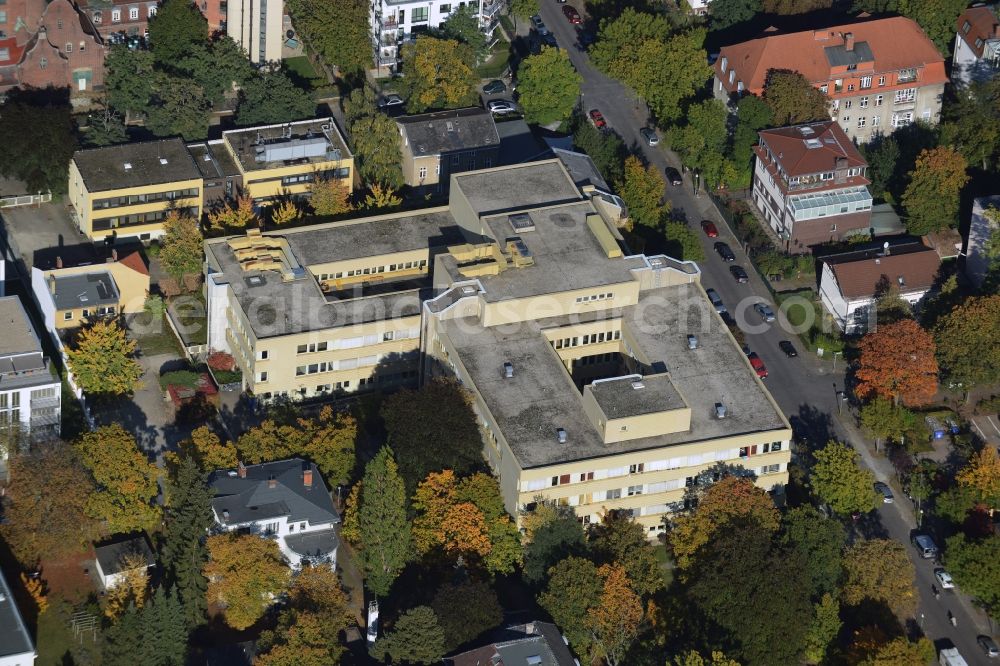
[56,255,63,269]
[844,32,855,51]
[503,361,514,378]
[556,428,567,444]
[111,248,118,262]
[48,275,56,295]
[715,402,728,419]
[267,474,276,489]
[222,509,230,521]
[303,467,313,488]
[237,460,246,478]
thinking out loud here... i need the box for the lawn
[131,313,183,357]
[775,290,845,354]
[476,37,511,79]
[284,55,326,89]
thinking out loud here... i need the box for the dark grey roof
[590,374,686,419]
[497,119,549,165]
[398,107,500,157]
[51,271,119,311]
[824,41,875,67]
[72,138,202,192]
[445,622,576,666]
[284,527,338,558]
[187,141,242,180]
[0,566,35,659]
[0,297,42,358]
[208,458,339,527]
[552,147,610,192]
[94,533,155,577]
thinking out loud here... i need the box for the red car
[562,5,582,24]
[748,352,768,379]
[701,220,719,237]
[588,109,606,129]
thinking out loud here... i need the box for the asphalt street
[536,2,997,661]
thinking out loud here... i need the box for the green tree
[378,606,446,665]
[935,484,981,526]
[671,99,728,187]
[945,534,1000,617]
[511,0,540,21]
[358,448,412,597]
[161,455,213,628]
[439,5,487,62]
[573,121,626,184]
[75,425,162,533]
[934,295,1000,391]
[860,398,916,451]
[523,510,586,586]
[103,603,143,665]
[842,539,917,615]
[83,100,129,147]
[148,0,209,65]
[859,636,936,666]
[863,135,900,202]
[285,0,370,79]
[236,70,315,126]
[381,378,484,492]
[763,0,832,12]
[518,47,583,126]
[901,146,969,236]
[674,652,742,666]
[618,155,666,228]
[688,522,811,666]
[730,95,773,179]
[66,319,143,397]
[810,441,879,516]
[804,593,840,665]
[159,211,203,287]
[763,69,830,125]
[588,512,663,596]
[539,556,603,655]
[663,222,706,261]
[140,586,189,666]
[0,87,77,195]
[400,35,478,113]
[709,0,762,28]
[177,37,255,105]
[780,506,845,599]
[431,580,502,651]
[104,46,156,118]
[939,79,1000,171]
[343,86,405,189]
[145,74,211,141]
[896,0,970,55]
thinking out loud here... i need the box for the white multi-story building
[953,6,1000,87]
[370,0,505,72]
[227,0,283,63]
[965,195,1000,289]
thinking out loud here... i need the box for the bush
[207,351,236,372]
[975,395,1000,415]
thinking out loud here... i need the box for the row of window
[552,329,621,350]
[279,328,421,358]
[93,6,156,23]
[280,167,349,186]
[575,292,614,304]
[93,188,199,210]
[63,306,116,320]
[316,259,428,282]
[92,206,198,231]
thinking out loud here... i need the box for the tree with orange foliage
[208,192,258,231]
[957,447,1000,511]
[669,475,780,573]
[309,176,353,216]
[20,573,48,614]
[269,199,301,226]
[586,564,644,666]
[855,319,939,406]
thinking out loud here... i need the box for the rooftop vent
[715,402,728,419]
[649,257,665,267]
[159,157,168,165]
[503,361,514,378]
[509,213,535,233]
[227,470,238,477]
[446,121,455,132]
[799,126,816,136]
[631,378,645,390]
[461,285,477,295]
[203,152,212,161]
[222,509,230,520]
[0,592,6,602]
[805,138,823,149]
[875,258,881,265]
[556,427,567,444]
[123,162,132,170]
[687,334,699,349]
[527,657,543,666]
[897,275,905,286]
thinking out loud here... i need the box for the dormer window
[963,20,971,34]
[129,6,138,19]
[93,11,102,23]
[975,38,984,49]
[728,70,735,84]
[720,56,728,72]
[112,9,121,22]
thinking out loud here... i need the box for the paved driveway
[538,2,997,660]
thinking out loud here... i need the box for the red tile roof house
[818,240,941,334]
[752,121,873,252]
[713,16,948,143]
[953,5,1000,87]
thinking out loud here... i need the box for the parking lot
[1,202,86,272]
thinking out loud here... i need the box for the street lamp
[832,350,842,372]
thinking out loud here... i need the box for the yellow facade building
[204,159,791,535]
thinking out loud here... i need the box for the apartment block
[371,0,503,72]
[714,17,947,142]
[205,159,790,536]
[0,565,36,666]
[226,0,281,63]
[953,5,1000,86]
[69,118,353,242]
[78,0,157,42]
[752,121,872,252]
[0,296,62,451]
[397,107,500,193]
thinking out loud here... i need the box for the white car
[378,94,404,109]
[488,100,517,115]
[935,568,955,589]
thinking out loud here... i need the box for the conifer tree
[358,447,412,597]
[161,455,213,628]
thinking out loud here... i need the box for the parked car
[561,5,582,23]
[701,220,718,237]
[377,94,404,109]
[665,166,683,186]
[588,109,607,129]
[483,79,506,95]
[576,26,596,49]
[911,533,938,559]
[741,344,752,357]
[640,127,659,146]
[730,265,749,283]
[714,242,735,262]
[488,100,518,115]
[754,302,776,322]
[778,340,798,357]
[748,353,768,379]
[977,635,1000,658]
[934,568,955,589]
[541,32,558,47]
[530,15,549,34]
[706,288,726,315]
[874,481,894,503]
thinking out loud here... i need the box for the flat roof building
[0,565,36,666]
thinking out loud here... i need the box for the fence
[0,192,51,208]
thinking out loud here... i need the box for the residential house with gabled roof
[396,107,501,194]
[208,458,340,568]
[752,121,873,252]
[819,240,941,333]
[444,621,577,666]
[953,5,1000,86]
[713,16,947,142]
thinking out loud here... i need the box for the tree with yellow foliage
[204,532,290,630]
[399,35,478,113]
[208,192,258,231]
[363,182,402,211]
[66,319,143,397]
[309,177,353,216]
[20,573,48,614]
[957,446,1000,512]
[103,552,151,618]
[167,425,239,473]
[269,199,302,225]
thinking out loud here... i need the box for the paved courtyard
[1,202,86,272]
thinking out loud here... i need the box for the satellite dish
[883,241,889,251]
[286,29,294,39]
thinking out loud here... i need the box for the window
[435,164,440,176]
[440,3,451,12]
[830,223,837,231]
[872,115,879,127]
[579,471,594,482]
[860,75,872,88]
[0,47,7,60]
[129,6,138,19]
[288,523,295,533]
[606,488,622,500]
[93,10,101,22]
[63,311,73,320]
[847,83,855,91]
[112,8,121,21]
[963,20,971,34]
[857,116,866,128]
[894,88,916,103]
[720,56,727,72]
[79,40,85,51]
[859,96,868,108]
[897,68,916,83]
[65,42,72,52]
[397,9,404,22]
[257,350,268,360]
[844,99,852,109]
[148,5,156,16]
[57,19,63,28]
[875,94,883,106]
[39,57,47,69]
[411,6,427,21]
[819,84,828,94]
[257,371,268,382]
[771,442,782,452]
[878,75,886,86]
[975,37,984,49]
[628,463,644,474]
[418,166,427,179]
[0,10,6,22]
[847,63,856,71]
[264,521,279,535]
[627,485,643,496]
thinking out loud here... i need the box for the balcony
[381,33,397,47]
[378,49,398,66]
[480,1,504,18]
[381,15,397,28]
